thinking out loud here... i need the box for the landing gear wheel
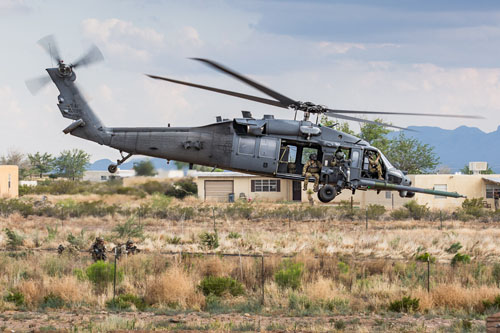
[108,164,118,174]
[318,185,336,203]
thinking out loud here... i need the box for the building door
[292,180,302,201]
[204,180,234,202]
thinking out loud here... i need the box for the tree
[460,164,494,175]
[359,118,392,154]
[385,133,439,174]
[320,116,355,135]
[54,149,90,180]
[0,149,31,179]
[133,160,157,176]
[28,152,55,178]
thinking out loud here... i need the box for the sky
[1,0,500,161]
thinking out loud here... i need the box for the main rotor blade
[327,108,483,119]
[325,111,414,131]
[191,58,297,107]
[25,75,51,95]
[72,44,104,68]
[146,74,287,109]
[37,35,62,64]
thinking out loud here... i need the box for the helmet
[309,154,317,160]
[126,240,133,245]
[96,237,104,242]
[336,151,345,160]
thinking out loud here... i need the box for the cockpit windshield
[378,151,394,169]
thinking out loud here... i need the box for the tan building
[0,165,18,198]
[195,172,500,210]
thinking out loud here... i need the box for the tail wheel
[318,185,336,203]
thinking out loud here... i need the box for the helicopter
[27,35,480,203]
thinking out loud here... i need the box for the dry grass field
[0,191,499,332]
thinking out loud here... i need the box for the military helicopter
[27,35,480,202]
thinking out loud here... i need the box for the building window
[259,138,277,158]
[8,174,11,189]
[385,191,392,199]
[101,175,108,181]
[486,184,500,198]
[251,179,280,192]
[238,137,256,156]
[434,184,447,199]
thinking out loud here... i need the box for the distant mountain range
[388,125,500,173]
[87,125,500,173]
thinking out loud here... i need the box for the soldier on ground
[125,240,140,255]
[113,242,128,260]
[368,151,383,180]
[90,236,107,262]
[302,153,322,192]
[57,244,65,255]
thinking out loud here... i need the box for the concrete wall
[0,165,18,198]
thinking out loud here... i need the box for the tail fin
[47,68,110,145]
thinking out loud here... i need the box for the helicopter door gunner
[302,153,322,192]
[368,151,383,180]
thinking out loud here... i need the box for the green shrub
[199,276,245,297]
[451,253,471,266]
[140,181,166,195]
[4,291,24,306]
[199,232,219,250]
[224,201,253,219]
[41,294,65,309]
[67,230,86,248]
[334,320,346,330]
[86,261,123,290]
[390,208,410,220]
[46,226,58,241]
[366,204,386,219]
[113,217,144,239]
[288,293,313,311]
[389,296,419,313]
[106,293,146,311]
[403,201,429,220]
[4,228,24,249]
[338,261,349,274]
[165,178,198,199]
[493,263,500,286]
[275,260,304,290]
[227,232,241,239]
[446,242,462,254]
[0,199,34,217]
[166,236,182,244]
[462,198,486,217]
[483,295,500,310]
[415,252,436,263]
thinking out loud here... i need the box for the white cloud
[81,18,165,62]
[0,0,30,14]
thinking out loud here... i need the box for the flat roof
[483,176,500,185]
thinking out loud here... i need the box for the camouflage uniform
[368,152,383,180]
[90,237,107,262]
[303,155,322,191]
[113,243,128,260]
[125,240,140,255]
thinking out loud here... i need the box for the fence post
[212,207,217,233]
[113,247,117,302]
[261,255,265,305]
[365,209,368,230]
[427,257,430,293]
[439,210,443,230]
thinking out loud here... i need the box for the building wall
[0,166,18,198]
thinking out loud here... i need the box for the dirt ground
[0,309,486,332]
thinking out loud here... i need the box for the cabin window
[434,184,447,199]
[486,184,500,198]
[259,138,277,158]
[351,150,360,167]
[301,148,318,164]
[238,137,256,155]
[251,179,280,192]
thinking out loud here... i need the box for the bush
[46,226,58,241]
[224,201,253,219]
[4,228,24,249]
[199,232,219,250]
[389,296,420,313]
[166,236,182,245]
[140,181,166,195]
[86,261,123,290]
[462,198,486,217]
[275,260,304,290]
[4,291,24,306]
[403,201,429,220]
[483,295,500,311]
[199,276,245,297]
[106,293,146,311]
[67,230,86,249]
[227,232,241,239]
[415,252,436,263]
[451,253,471,266]
[446,242,462,254]
[165,178,198,199]
[366,204,386,220]
[113,217,144,239]
[41,293,65,309]
[0,199,34,217]
[390,208,410,220]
